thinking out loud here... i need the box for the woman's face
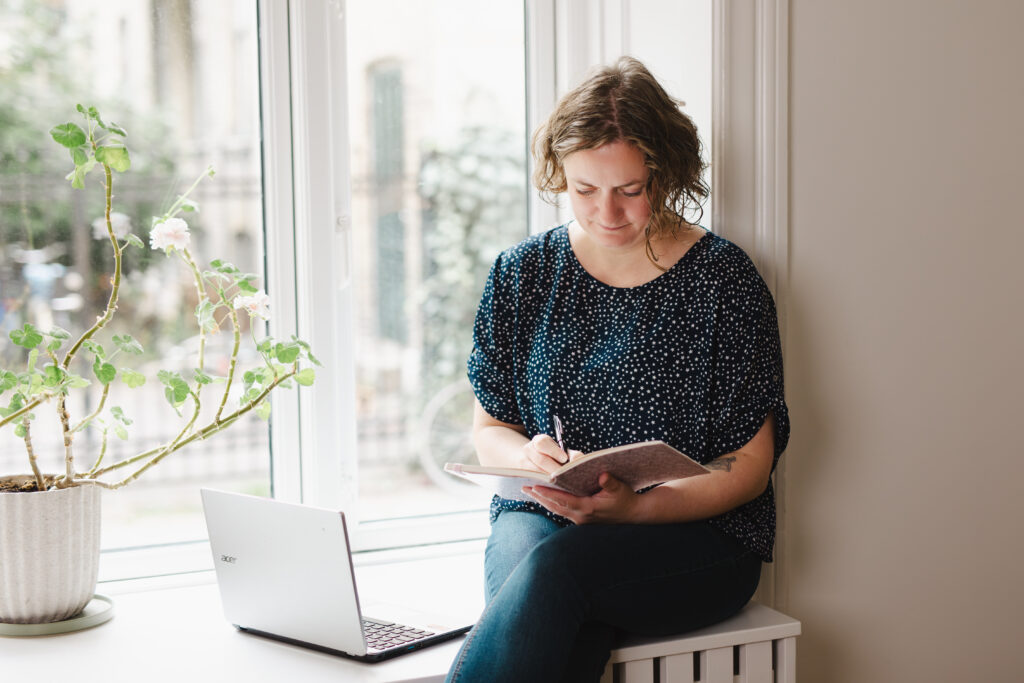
[562,140,652,252]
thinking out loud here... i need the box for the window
[343,0,529,520]
[2,0,739,577]
[0,0,268,560]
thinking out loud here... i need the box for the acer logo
[220,555,237,564]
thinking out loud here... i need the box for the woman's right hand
[519,434,582,474]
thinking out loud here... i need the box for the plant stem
[72,382,110,433]
[88,445,162,478]
[85,428,109,476]
[93,367,296,488]
[56,395,74,488]
[182,248,208,405]
[60,162,121,372]
[22,417,45,491]
[215,306,242,423]
[53,161,120,485]
[0,394,50,429]
[163,166,213,219]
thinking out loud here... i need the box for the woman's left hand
[524,472,639,524]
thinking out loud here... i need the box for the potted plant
[0,106,318,627]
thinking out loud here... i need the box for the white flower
[91,212,132,241]
[234,290,271,321]
[150,217,191,252]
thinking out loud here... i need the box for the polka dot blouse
[467,224,790,562]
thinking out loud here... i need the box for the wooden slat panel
[622,659,655,683]
[738,640,772,683]
[660,652,696,683]
[702,646,733,683]
[774,637,797,683]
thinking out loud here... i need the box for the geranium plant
[0,105,318,492]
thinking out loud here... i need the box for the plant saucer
[0,594,114,637]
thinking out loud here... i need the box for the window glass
[345,0,529,519]
[0,0,267,552]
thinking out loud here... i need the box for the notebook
[200,488,474,662]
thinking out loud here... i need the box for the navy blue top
[467,224,789,562]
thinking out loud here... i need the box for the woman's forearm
[628,415,776,524]
[630,450,772,524]
[473,422,531,468]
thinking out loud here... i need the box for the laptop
[200,488,474,662]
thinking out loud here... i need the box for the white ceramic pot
[0,475,102,624]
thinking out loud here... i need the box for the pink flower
[150,217,191,252]
[234,291,271,321]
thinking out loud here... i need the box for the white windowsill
[2,540,486,683]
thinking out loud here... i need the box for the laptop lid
[200,488,369,656]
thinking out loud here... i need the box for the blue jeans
[446,510,761,683]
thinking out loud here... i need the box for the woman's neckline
[562,221,712,291]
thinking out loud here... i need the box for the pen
[553,415,567,464]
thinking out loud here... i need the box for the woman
[446,56,789,683]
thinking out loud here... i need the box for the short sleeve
[708,260,790,468]
[467,254,522,425]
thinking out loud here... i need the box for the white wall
[784,1,1024,680]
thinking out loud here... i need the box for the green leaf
[11,323,43,349]
[291,336,323,367]
[114,424,129,440]
[42,364,65,387]
[235,277,258,294]
[46,327,71,340]
[111,406,133,425]
[93,358,117,385]
[95,145,130,172]
[27,349,39,373]
[67,165,86,189]
[46,339,62,352]
[0,370,17,393]
[113,334,144,355]
[242,387,262,404]
[295,368,316,386]
[124,233,144,249]
[14,423,26,438]
[50,122,87,149]
[121,369,145,388]
[274,342,301,364]
[83,340,105,358]
[193,368,214,385]
[195,300,217,332]
[65,157,96,189]
[211,260,239,275]
[255,401,271,420]
[103,121,127,136]
[179,198,199,212]
[158,371,190,406]
[66,373,91,389]
[70,146,89,166]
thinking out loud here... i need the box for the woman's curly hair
[532,56,709,251]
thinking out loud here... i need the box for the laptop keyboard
[362,617,437,651]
